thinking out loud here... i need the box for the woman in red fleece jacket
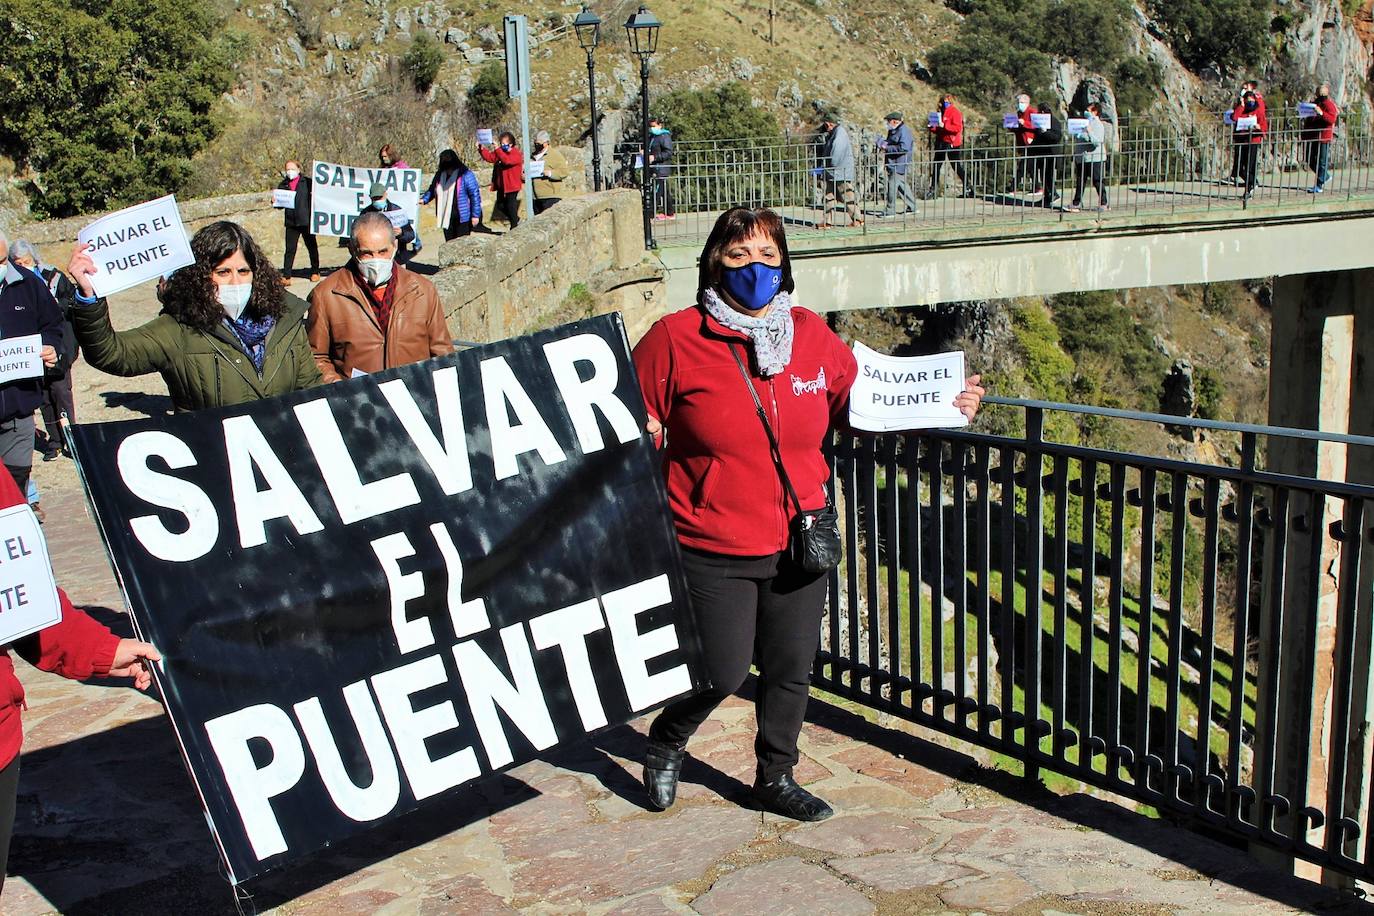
[479,131,525,230]
[633,207,983,821]
[0,467,160,889]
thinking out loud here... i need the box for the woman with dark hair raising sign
[633,207,984,821]
[66,220,322,411]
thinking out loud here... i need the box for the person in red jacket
[1232,89,1268,200]
[0,466,160,889]
[928,94,973,198]
[479,131,525,230]
[633,207,983,823]
[1302,83,1339,194]
[1007,93,1037,192]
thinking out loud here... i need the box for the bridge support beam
[1258,268,1374,885]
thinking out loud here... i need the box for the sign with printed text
[928,112,941,127]
[476,128,495,145]
[76,195,195,298]
[1297,102,1318,118]
[70,314,706,885]
[1030,113,1051,130]
[0,504,61,645]
[310,161,422,239]
[0,335,45,385]
[1223,110,1235,126]
[1003,113,1020,129]
[272,189,296,209]
[849,343,968,432]
[384,209,411,229]
[1067,118,1089,136]
[1236,115,1259,131]
[526,160,546,179]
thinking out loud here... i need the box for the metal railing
[629,113,1374,245]
[819,396,1374,880]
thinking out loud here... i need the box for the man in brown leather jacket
[307,210,455,381]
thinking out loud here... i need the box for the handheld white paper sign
[77,195,195,298]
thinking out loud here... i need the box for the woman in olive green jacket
[68,221,322,411]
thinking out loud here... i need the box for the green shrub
[0,0,234,217]
[1145,0,1272,71]
[402,32,444,93]
[654,82,782,145]
[928,29,1052,107]
[467,62,509,125]
[1048,291,1169,411]
[1195,367,1225,419]
[1044,0,1133,72]
[1200,282,1240,318]
[1114,58,1164,118]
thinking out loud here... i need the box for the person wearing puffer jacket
[421,149,485,241]
[0,464,160,891]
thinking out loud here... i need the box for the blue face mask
[500,143,511,151]
[721,261,783,311]
[1244,101,1257,112]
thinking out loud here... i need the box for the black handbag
[728,345,842,574]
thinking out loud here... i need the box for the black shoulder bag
[729,344,842,574]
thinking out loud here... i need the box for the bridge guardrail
[821,397,1374,881]
[623,115,1374,246]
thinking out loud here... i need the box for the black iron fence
[819,395,1374,880]
[639,111,1374,245]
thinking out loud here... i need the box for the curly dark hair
[161,221,284,332]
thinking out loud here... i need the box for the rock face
[1161,357,1197,437]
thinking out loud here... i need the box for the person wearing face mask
[421,149,485,240]
[7,240,77,462]
[1231,89,1268,201]
[1301,83,1339,194]
[928,94,972,199]
[306,209,453,382]
[632,207,985,822]
[67,221,321,411]
[647,116,676,221]
[1006,93,1038,193]
[277,160,321,284]
[0,231,61,499]
[479,131,526,229]
[878,112,918,217]
[379,143,409,170]
[529,130,572,215]
[361,183,418,264]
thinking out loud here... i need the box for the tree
[0,0,235,217]
[402,32,444,93]
[1146,0,1271,72]
[467,62,509,125]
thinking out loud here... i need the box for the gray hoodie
[821,124,855,182]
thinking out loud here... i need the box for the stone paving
[4,257,1374,914]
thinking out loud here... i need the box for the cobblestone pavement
[5,259,1374,914]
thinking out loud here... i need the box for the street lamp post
[624,5,661,250]
[573,7,603,192]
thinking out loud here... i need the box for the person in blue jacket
[879,112,919,217]
[421,149,485,241]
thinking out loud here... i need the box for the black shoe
[41,448,60,462]
[752,773,833,821]
[960,187,976,198]
[642,739,686,811]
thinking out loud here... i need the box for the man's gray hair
[349,209,395,251]
[9,239,41,267]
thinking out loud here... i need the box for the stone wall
[431,188,666,344]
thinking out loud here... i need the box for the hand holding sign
[75,195,195,298]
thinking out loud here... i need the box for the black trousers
[653,173,675,216]
[1237,143,1260,192]
[495,192,521,228]
[39,374,74,450]
[0,756,19,892]
[1072,160,1107,207]
[533,197,559,215]
[649,547,828,782]
[1037,155,1059,207]
[931,142,967,189]
[283,225,320,275]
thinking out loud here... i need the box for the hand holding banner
[76,195,195,298]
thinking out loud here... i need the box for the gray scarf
[702,287,795,377]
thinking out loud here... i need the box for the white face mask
[218,282,253,320]
[285,169,300,180]
[360,257,393,287]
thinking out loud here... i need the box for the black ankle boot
[643,739,686,811]
[753,773,833,821]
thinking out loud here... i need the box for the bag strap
[728,343,804,516]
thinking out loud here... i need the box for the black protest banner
[70,314,706,884]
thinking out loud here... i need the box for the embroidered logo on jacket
[791,367,827,396]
